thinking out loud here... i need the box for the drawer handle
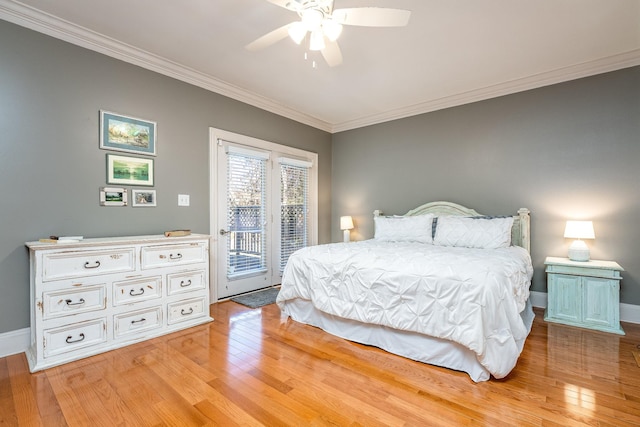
[65,333,85,344]
[84,261,101,269]
[65,298,86,306]
[170,253,183,260]
[181,307,194,316]
[131,318,146,325]
[180,279,192,288]
[129,288,145,296]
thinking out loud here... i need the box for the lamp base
[343,229,350,243]
[568,239,590,262]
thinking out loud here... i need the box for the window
[225,148,268,277]
[279,157,312,272]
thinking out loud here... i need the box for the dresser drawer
[43,248,135,282]
[43,318,107,358]
[167,270,206,296]
[113,276,162,306]
[167,297,207,325]
[114,306,162,339]
[141,243,207,269]
[42,285,106,320]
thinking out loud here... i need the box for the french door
[210,128,317,300]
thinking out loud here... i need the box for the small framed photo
[100,110,156,156]
[107,154,154,187]
[100,187,128,207]
[132,189,157,207]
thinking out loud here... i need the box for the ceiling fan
[246,0,412,67]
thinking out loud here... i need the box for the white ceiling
[1,0,639,133]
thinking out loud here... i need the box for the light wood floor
[2,302,640,426]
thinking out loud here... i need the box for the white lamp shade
[340,216,354,230]
[301,9,323,31]
[564,221,595,239]
[309,30,325,51]
[288,21,307,45]
[322,19,343,41]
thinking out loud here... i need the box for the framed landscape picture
[132,189,157,207]
[107,154,154,187]
[99,187,128,207]
[100,110,156,156]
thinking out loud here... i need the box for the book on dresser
[25,234,212,372]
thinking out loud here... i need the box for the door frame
[209,127,318,302]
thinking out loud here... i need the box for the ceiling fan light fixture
[301,9,324,31]
[248,1,412,68]
[309,30,325,51]
[322,19,342,41]
[288,21,307,44]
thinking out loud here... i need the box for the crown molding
[1,0,638,134]
[331,49,640,133]
[0,0,333,132]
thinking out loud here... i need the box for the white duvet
[277,240,534,379]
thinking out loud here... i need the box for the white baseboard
[0,293,638,358]
[620,303,640,325]
[530,291,548,310]
[0,327,30,358]
[530,290,640,324]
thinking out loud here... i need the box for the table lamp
[340,215,354,242]
[564,220,595,262]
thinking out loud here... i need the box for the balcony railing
[227,205,306,275]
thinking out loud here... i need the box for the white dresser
[25,234,212,372]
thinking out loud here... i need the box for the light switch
[178,194,190,206]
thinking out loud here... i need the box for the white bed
[277,201,534,382]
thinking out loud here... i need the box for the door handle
[219,229,230,236]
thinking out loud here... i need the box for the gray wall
[1,18,638,336]
[332,67,640,305]
[0,20,332,334]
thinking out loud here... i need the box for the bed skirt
[280,298,535,382]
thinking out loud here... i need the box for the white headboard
[374,201,531,252]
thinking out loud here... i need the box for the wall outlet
[178,194,190,206]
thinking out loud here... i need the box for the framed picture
[132,189,157,207]
[100,110,156,156]
[100,187,128,207]
[107,154,154,187]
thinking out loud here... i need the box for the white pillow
[433,216,513,249]
[374,214,434,244]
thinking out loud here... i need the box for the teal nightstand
[544,256,624,335]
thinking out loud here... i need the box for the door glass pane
[280,163,308,271]
[227,153,267,278]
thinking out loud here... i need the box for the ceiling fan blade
[332,8,411,27]
[245,23,293,51]
[321,40,343,67]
